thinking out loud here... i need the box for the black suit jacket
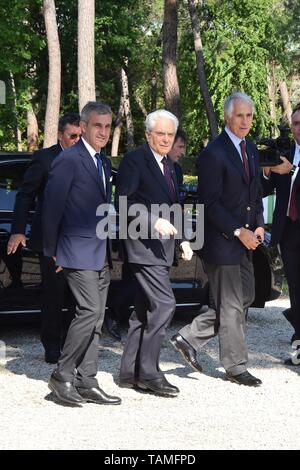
[261,143,300,245]
[11,143,62,252]
[198,130,264,265]
[115,143,180,267]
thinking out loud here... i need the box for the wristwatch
[290,164,297,174]
[234,228,241,237]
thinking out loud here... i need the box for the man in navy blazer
[171,92,264,387]
[116,109,193,397]
[43,102,121,406]
[262,106,300,366]
[7,113,81,364]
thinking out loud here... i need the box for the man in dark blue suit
[43,102,121,406]
[171,92,264,387]
[116,110,193,397]
[262,106,300,366]
[7,113,81,364]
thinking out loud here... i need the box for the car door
[0,158,42,314]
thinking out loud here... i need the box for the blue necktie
[95,152,105,192]
[95,152,103,178]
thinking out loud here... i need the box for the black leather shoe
[282,308,296,328]
[137,377,179,397]
[170,334,202,373]
[119,377,137,389]
[48,373,84,405]
[45,349,61,364]
[104,314,122,341]
[76,386,121,405]
[225,371,262,387]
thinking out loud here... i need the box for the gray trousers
[179,253,255,375]
[54,265,110,388]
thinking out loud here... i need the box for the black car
[0,153,284,319]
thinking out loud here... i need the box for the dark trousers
[39,255,75,351]
[55,265,110,388]
[180,252,255,375]
[280,218,300,340]
[120,264,176,381]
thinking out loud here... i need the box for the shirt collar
[150,147,166,164]
[225,126,244,147]
[81,136,103,158]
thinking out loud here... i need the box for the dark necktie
[240,140,250,184]
[95,152,105,190]
[162,157,176,202]
[288,162,300,221]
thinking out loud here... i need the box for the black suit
[179,130,264,375]
[116,143,180,381]
[11,143,74,352]
[262,143,300,340]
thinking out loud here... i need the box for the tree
[162,0,181,120]
[187,0,218,138]
[43,0,61,148]
[78,0,95,111]
[121,62,135,149]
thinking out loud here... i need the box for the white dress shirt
[225,126,246,162]
[81,137,106,191]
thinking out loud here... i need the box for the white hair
[224,92,255,118]
[145,109,179,132]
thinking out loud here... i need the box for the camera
[257,125,292,167]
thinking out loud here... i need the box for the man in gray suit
[171,93,264,387]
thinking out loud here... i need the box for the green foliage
[0,0,299,153]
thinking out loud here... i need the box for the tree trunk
[27,106,39,151]
[279,80,292,125]
[266,62,277,137]
[151,68,158,112]
[43,0,61,148]
[121,63,135,149]
[162,0,181,120]
[78,0,95,112]
[111,91,124,157]
[9,72,22,151]
[187,0,218,139]
[135,91,148,118]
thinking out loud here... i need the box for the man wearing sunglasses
[7,113,81,364]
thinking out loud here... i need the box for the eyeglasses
[150,131,175,138]
[68,133,81,140]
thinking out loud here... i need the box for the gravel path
[0,298,299,450]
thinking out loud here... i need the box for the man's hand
[254,227,265,244]
[180,241,193,261]
[154,218,178,237]
[270,156,293,175]
[52,256,63,273]
[237,228,261,250]
[7,234,26,255]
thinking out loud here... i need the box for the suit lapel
[78,139,106,198]
[143,143,175,202]
[221,131,250,185]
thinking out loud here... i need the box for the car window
[0,161,29,211]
